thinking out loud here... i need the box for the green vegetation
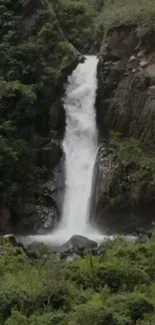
[55,0,155,47]
[97,0,155,34]
[0,0,78,228]
[55,0,97,52]
[2,2,155,323]
[1,236,155,324]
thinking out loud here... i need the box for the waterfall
[49,55,106,244]
[58,55,98,236]
[22,55,105,246]
[17,55,137,247]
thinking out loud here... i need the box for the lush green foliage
[55,0,96,52]
[1,236,155,324]
[97,0,155,34]
[0,0,77,226]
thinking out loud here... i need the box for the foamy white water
[58,56,98,233]
[20,56,109,246]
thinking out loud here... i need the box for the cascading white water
[58,55,98,236]
[49,55,106,244]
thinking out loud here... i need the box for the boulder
[64,235,97,250]
[54,235,98,258]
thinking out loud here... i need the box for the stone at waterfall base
[56,235,97,256]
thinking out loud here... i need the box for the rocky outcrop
[14,133,65,235]
[65,235,97,250]
[32,134,63,169]
[94,143,155,234]
[95,25,155,233]
[96,26,155,148]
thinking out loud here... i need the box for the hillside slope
[0,0,80,234]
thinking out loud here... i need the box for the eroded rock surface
[97,26,155,148]
[95,26,155,233]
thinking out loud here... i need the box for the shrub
[0,249,69,322]
[5,310,66,325]
[69,254,150,292]
[5,311,28,325]
[66,304,116,325]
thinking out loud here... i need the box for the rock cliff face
[95,26,155,233]
[97,26,155,147]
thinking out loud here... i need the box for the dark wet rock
[146,230,153,239]
[35,205,59,234]
[15,202,59,235]
[135,234,149,244]
[37,180,56,204]
[50,100,66,140]
[65,235,97,250]
[0,206,12,235]
[54,244,72,255]
[79,55,86,63]
[54,235,98,258]
[134,224,154,239]
[32,139,63,169]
